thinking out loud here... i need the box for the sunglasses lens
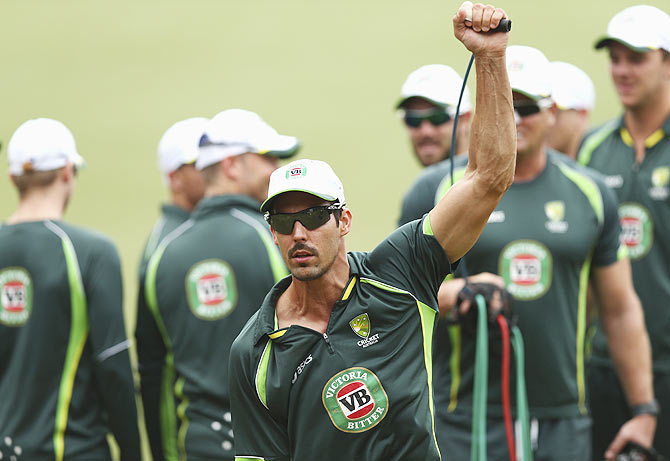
[403,110,451,127]
[513,103,541,117]
[269,207,334,234]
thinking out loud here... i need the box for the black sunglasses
[513,98,552,118]
[403,109,452,128]
[265,204,343,235]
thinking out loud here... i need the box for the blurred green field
[0,1,667,456]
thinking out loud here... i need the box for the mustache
[288,242,319,258]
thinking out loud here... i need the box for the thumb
[604,431,627,460]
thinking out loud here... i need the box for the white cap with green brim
[396,64,472,114]
[158,117,209,176]
[506,45,552,101]
[595,5,670,53]
[8,118,86,176]
[196,109,300,170]
[261,159,346,214]
[550,61,595,111]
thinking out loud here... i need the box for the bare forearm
[467,55,516,196]
[601,297,653,405]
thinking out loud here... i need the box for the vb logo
[322,367,388,433]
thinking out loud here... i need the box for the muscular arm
[591,258,656,458]
[429,3,515,263]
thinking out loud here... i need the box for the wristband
[630,399,660,417]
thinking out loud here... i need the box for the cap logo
[0,267,33,327]
[186,259,237,320]
[286,165,307,179]
[322,367,389,433]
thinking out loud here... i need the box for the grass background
[0,0,667,457]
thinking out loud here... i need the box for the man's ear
[339,208,353,237]
[61,162,76,184]
[220,156,240,180]
[271,226,279,246]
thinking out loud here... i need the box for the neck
[171,194,196,212]
[624,88,670,141]
[8,189,66,224]
[514,148,547,183]
[278,250,350,332]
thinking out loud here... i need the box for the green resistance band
[470,295,533,461]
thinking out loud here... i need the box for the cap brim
[258,137,301,159]
[261,188,338,214]
[511,88,546,101]
[594,36,654,53]
[396,95,448,110]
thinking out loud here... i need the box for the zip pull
[323,332,335,354]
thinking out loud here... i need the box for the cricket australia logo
[0,267,32,327]
[322,367,388,433]
[186,259,237,320]
[286,164,307,179]
[619,203,653,260]
[499,240,552,300]
[649,166,670,200]
[350,313,379,348]
[544,201,568,233]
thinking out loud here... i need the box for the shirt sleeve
[364,217,452,305]
[135,266,167,461]
[85,239,142,459]
[592,177,624,267]
[229,336,291,461]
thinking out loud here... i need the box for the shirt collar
[192,194,262,220]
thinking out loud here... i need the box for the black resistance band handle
[465,18,512,33]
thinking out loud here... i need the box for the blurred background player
[0,118,141,460]
[547,61,596,159]
[396,64,473,226]
[430,46,654,461]
[578,5,670,459]
[136,109,298,460]
[138,116,208,269]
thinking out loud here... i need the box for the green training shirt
[0,220,140,460]
[136,203,191,460]
[433,151,622,421]
[139,204,191,273]
[398,154,468,227]
[229,216,453,461]
[138,195,287,461]
[578,115,670,372]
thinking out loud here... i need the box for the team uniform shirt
[398,154,468,227]
[139,204,191,274]
[432,151,622,423]
[0,221,140,460]
[136,203,191,460]
[229,217,453,461]
[578,115,670,372]
[138,195,287,461]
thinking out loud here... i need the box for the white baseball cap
[595,5,670,53]
[506,46,552,101]
[158,117,209,175]
[196,109,300,170]
[550,62,595,111]
[7,118,85,176]
[261,159,345,214]
[397,64,472,114]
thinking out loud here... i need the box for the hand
[453,2,509,57]
[438,272,506,317]
[605,414,657,460]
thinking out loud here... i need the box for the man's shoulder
[577,117,622,165]
[51,221,119,256]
